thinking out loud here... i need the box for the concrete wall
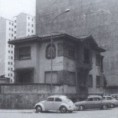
[0,84,76,109]
[35,0,118,87]
[88,50,104,94]
[104,87,118,95]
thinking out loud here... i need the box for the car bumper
[68,106,78,111]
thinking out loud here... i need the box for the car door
[53,97,62,111]
[86,98,95,109]
[43,97,54,111]
[92,98,102,108]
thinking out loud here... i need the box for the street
[0,108,118,118]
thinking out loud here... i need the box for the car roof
[111,94,118,96]
[48,95,67,99]
[103,95,112,97]
[88,95,102,99]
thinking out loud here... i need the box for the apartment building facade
[13,13,35,38]
[0,17,15,83]
[0,13,35,83]
[9,34,106,96]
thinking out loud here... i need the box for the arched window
[46,44,56,59]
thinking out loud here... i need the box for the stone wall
[0,84,77,109]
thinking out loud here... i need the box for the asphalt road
[0,108,118,118]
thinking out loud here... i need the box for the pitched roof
[9,33,80,44]
[79,35,105,52]
[9,33,105,52]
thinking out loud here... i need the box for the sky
[0,0,35,19]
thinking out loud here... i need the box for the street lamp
[50,9,70,93]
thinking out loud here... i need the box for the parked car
[111,94,118,100]
[103,95,118,107]
[75,95,111,111]
[34,95,76,113]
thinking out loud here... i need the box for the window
[45,71,58,84]
[100,56,103,72]
[47,97,54,101]
[93,98,101,101]
[63,43,75,59]
[55,98,62,102]
[58,43,63,56]
[84,48,90,64]
[15,46,31,60]
[16,69,33,83]
[96,54,101,66]
[46,44,56,59]
[67,72,76,85]
[11,56,13,59]
[88,75,93,88]
[87,98,93,101]
[96,76,101,88]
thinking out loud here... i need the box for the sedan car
[75,95,111,111]
[103,95,118,107]
[34,95,76,113]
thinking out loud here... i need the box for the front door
[16,69,33,83]
[86,98,95,109]
[53,97,62,111]
[77,68,89,96]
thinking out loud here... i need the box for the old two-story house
[9,33,106,97]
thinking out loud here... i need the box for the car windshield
[103,97,113,100]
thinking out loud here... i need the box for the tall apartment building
[0,13,35,83]
[0,17,15,83]
[13,13,35,38]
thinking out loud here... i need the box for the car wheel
[79,105,84,111]
[35,106,42,113]
[102,105,108,110]
[110,104,115,108]
[59,106,67,113]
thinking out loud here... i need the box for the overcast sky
[0,0,35,19]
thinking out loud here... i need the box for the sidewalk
[0,109,35,113]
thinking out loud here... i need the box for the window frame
[55,97,62,102]
[96,76,101,88]
[46,44,56,59]
[15,46,31,60]
[88,75,93,88]
[47,97,54,101]
[84,48,90,64]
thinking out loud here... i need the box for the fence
[0,84,77,109]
